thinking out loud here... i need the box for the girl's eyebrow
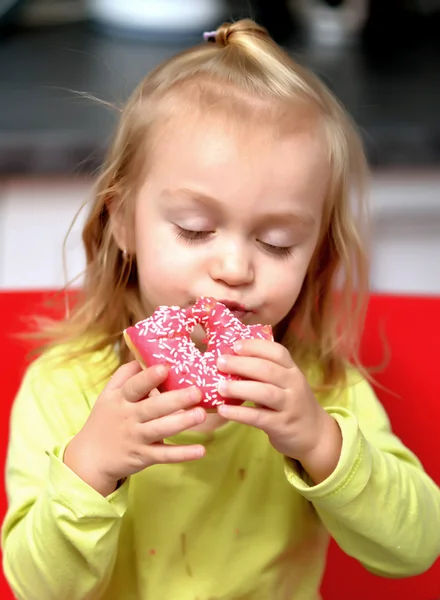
[160,188,316,227]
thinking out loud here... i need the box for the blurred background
[0,0,439,294]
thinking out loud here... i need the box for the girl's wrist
[298,414,343,485]
[63,435,119,497]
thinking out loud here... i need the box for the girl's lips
[229,309,248,320]
[217,300,256,322]
[218,299,255,314]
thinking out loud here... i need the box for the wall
[0,173,439,293]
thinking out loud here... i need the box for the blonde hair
[37,19,370,391]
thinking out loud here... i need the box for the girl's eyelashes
[259,241,294,259]
[173,225,295,259]
[173,225,213,243]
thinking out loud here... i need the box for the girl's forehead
[135,82,331,215]
[139,108,329,222]
[149,104,328,179]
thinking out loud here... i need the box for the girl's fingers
[137,387,202,422]
[233,339,294,368]
[122,364,169,403]
[217,403,274,432]
[218,379,283,410]
[106,361,142,391]
[142,407,207,443]
[148,442,206,464]
[218,355,288,387]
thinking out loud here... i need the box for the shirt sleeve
[285,376,440,577]
[1,354,128,600]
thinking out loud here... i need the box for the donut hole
[190,323,209,353]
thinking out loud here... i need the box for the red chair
[322,294,440,600]
[1,291,439,599]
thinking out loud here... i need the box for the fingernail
[192,408,204,422]
[156,365,167,377]
[218,380,228,396]
[217,356,227,368]
[188,386,201,401]
[233,341,243,352]
[218,404,230,416]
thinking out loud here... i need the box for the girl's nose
[209,243,254,287]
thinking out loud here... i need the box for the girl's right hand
[63,361,206,496]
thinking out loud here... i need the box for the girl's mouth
[218,299,255,320]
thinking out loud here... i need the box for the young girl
[2,19,439,600]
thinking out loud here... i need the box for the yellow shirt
[2,346,440,600]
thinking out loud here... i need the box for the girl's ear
[107,195,134,253]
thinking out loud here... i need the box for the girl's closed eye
[258,229,297,259]
[173,224,295,258]
[173,224,214,243]
[259,241,294,259]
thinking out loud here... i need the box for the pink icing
[124,297,273,407]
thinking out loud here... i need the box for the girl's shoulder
[9,339,119,443]
[306,360,371,410]
[22,337,119,396]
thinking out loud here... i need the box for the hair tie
[203,30,217,43]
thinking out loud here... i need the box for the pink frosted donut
[123,297,273,409]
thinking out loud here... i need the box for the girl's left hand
[217,339,343,484]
